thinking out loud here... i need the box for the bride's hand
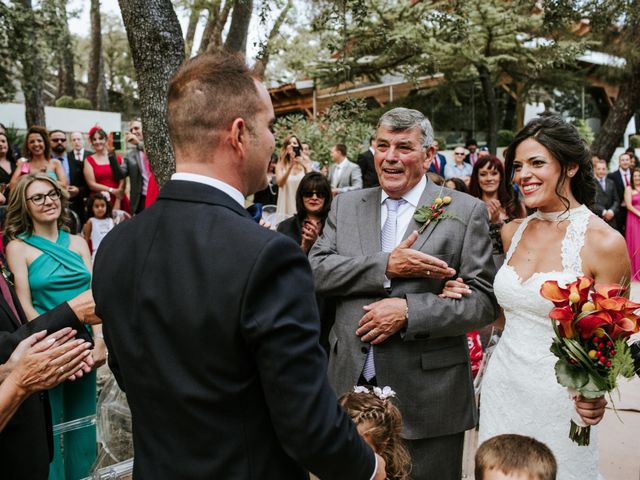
[575,395,607,426]
[439,277,471,299]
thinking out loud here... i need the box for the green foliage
[574,119,595,145]
[497,130,515,147]
[73,98,93,110]
[3,125,24,154]
[434,136,447,150]
[273,97,373,166]
[55,96,75,108]
[630,135,640,149]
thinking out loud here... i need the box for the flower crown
[353,385,396,400]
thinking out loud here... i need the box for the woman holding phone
[275,134,312,217]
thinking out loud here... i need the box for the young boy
[475,434,557,480]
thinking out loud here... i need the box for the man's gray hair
[376,108,434,148]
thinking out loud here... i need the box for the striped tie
[362,197,405,382]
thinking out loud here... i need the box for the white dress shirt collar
[171,172,245,207]
[380,174,426,208]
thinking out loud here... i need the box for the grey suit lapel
[357,188,382,254]
[401,178,444,251]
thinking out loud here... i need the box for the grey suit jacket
[329,160,363,193]
[309,179,497,440]
[593,177,619,228]
[121,145,145,212]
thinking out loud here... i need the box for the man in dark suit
[121,120,152,214]
[65,132,92,224]
[93,51,384,480]
[428,139,447,177]
[607,152,632,235]
[357,137,379,188]
[464,138,479,166]
[592,159,619,228]
[0,285,97,479]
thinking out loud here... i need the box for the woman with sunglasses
[4,174,103,480]
[9,126,68,191]
[277,172,332,254]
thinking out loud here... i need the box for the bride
[443,116,630,479]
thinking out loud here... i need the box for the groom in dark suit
[309,108,498,479]
[92,52,384,480]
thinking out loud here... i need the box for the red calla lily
[549,306,576,338]
[575,311,612,339]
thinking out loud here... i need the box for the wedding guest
[253,153,278,206]
[445,177,468,193]
[608,152,632,235]
[426,172,444,186]
[9,126,68,190]
[475,434,557,480]
[92,51,385,480]
[5,174,103,480]
[0,131,16,190]
[428,139,447,177]
[468,155,526,260]
[83,193,115,262]
[328,143,363,196]
[443,115,627,479]
[339,387,411,480]
[444,147,473,183]
[464,138,479,166]
[84,127,130,213]
[624,168,640,280]
[302,142,322,172]
[591,159,619,229]
[358,137,379,188]
[275,134,312,217]
[0,123,21,159]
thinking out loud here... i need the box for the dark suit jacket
[593,177,620,228]
[357,149,379,188]
[607,170,628,234]
[93,180,375,480]
[428,153,447,176]
[0,295,89,480]
[66,150,92,223]
[121,145,146,213]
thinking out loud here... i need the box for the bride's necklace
[533,204,588,222]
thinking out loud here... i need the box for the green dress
[19,230,94,480]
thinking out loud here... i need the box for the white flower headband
[353,385,396,400]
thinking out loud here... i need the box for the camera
[293,145,301,157]
[110,131,122,151]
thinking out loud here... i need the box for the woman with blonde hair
[5,173,103,480]
[275,134,312,217]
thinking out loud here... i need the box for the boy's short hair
[475,434,557,480]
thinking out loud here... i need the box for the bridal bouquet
[540,276,640,446]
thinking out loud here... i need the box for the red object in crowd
[467,330,483,378]
[145,172,159,208]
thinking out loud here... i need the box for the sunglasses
[454,152,465,156]
[302,191,327,199]
[51,138,66,143]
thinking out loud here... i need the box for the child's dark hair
[339,388,411,480]
[87,193,113,219]
[475,434,557,480]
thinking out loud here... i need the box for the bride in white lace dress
[443,117,630,479]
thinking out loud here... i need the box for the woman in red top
[83,127,130,213]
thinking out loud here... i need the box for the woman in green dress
[5,173,106,480]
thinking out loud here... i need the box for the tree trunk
[252,0,292,80]
[477,63,497,154]
[198,2,218,54]
[184,2,203,56]
[591,61,640,163]
[88,0,102,109]
[98,54,110,110]
[118,0,184,186]
[59,0,76,97]
[224,0,252,55]
[208,0,233,52]
[13,0,46,126]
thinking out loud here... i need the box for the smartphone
[111,131,123,151]
[293,145,301,157]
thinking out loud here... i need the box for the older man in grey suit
[309,108,497,479]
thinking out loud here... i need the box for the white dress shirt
[171,172,245,207]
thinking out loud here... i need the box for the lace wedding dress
[479,205,599,479]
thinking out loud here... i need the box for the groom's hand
[386,231,456,279]
[356,298,407,344]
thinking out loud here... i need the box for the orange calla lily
[540,281,570,307]
[549,306,576,338]
[569,276,593,303]
[594,283,626,299]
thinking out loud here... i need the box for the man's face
[71,133,84,151]
[619,154,631,170]
[130,121,143,141]
[49,132,67,155]
[468,144,477,154]
[374,126,432,199]
[595,162,607,179]
[244,81,276,195]
[331,146,341,163]
[302,143,311,156]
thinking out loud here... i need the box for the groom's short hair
[475,434,557,480]
[375,108,434,148]
[167,51,262,156]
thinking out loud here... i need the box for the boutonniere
[413,188,455,234]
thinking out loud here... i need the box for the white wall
[0,103,121,133]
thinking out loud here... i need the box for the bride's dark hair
[504,115,596,212]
